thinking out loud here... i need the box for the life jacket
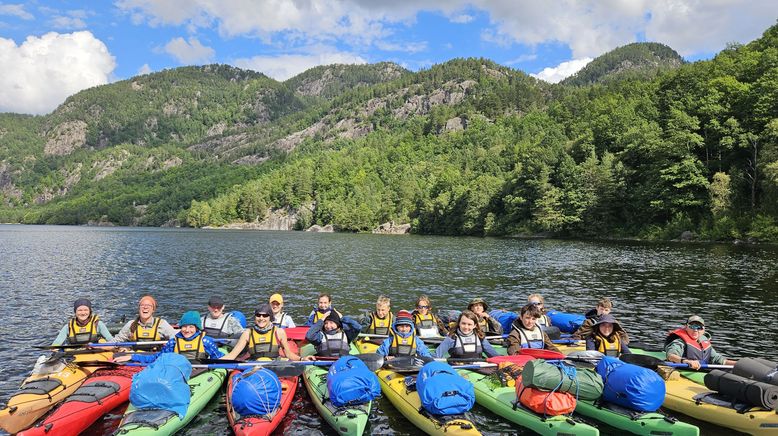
[132,317,162,342]
[174,333,206,362]
[594,332,621,357]
[248,326,280,359]
[316,329,350,357]
[67,315,100,345]
[414,312,440,338]
[271,312,288,328]
[368,312,393,336]
[201,313,232,339]
[666,328,712,364]
[389,332,417,356]
[450,331,483,359]
[512,323,544,349]
[312,307,332,324]
[476,316,489,332]
[536,313,551,327]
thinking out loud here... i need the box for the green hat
[179,311,202,330]
[468,298,488,310]
[686,315,705,326]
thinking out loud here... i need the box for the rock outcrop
[44,120,88,156]
[306,224,335,232]
[373,221,411,234]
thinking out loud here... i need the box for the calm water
[1,225,777,435]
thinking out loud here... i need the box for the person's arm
[97,321,114,342]
[306,310,316,326]
[665,339,685,362]
[435,316,449,335]
[585,337,596,351]
[360,313,373,331]
[482,337,500,358]
[342,316,362,343]
[572,318,593,340]
[709,346,731,365]
[112,320,134,343]
[221,330,250,360]
[51,324,70,346]
[487,317,503,335]
[158,319,178,340]
[203,336,224,359]
[506,330,521,355]
[282,315,296,328]
[376,337,392,357]
[276,329,300,361]
[415,339,432,358]
[435,337,454,358]
[305,321,324,345]
[542,332,560,352]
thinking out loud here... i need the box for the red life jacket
[666,328,712,364]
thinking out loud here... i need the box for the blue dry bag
[489,309,518,334]
[230,368,282,417]
[129,353,192,418]
[327,356,381,407]
[230,311,247,328]
[547,310,585,333]
[416,361,475,415]
[596,356,666,412]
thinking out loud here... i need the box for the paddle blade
[356,353,385,372]
[620,353,663,370]
[486,355,534,366]
[518,349,566,360]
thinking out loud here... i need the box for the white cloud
[375,40,427,53]
[137,63,152,75]
[531,57,593,83]
[233,51,367,81]
[505,53,537,65]
[164,36,215,64]
[51,16,87,29]
[0,4,33,20]
[0,31,116,114]
[450,13,474,24]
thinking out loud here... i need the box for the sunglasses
[417,305,429,309]
[255,313,270,318]
[688,323,704,330]
[530,301,543,306]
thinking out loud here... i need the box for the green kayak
[115,365,227,435]
[575,397,699,436]
[457,369,600,436]
[300,343,372,436]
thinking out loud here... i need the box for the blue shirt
[130,331,224,364]
[434,335,500,359]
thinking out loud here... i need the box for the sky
[0,1,775,115]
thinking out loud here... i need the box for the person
[435,310,500,359]
[201,295,245,340]
[573,297,627,341]
[303,311,361,359]
[507,304,560,354]
[269,293,296,328]
[113,295,177,343]
[52,298,114,346]
[665,315,736,370]
[306,293,342,326]
[585,314,631,357]
[223,304,300,361]
[411,295,448,338]
[467,297,503,335]
[376,310,432,358]
[361,295,394,336]
[527,294,552,329]
[115,311,224,363]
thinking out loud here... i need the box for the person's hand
[683,359,701,370]
[113,355,132,363]
[386,355,395,361]
[482,312,490,318]
[303,355,316,361]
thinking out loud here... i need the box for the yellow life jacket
[133,317,162,342]
[594,332,622,357]
[67,315,100,345]
[174,334,206,361]
[368,312,393,336]
[414,312,439,338]
[249,326,280,359]
[389,333,416,356]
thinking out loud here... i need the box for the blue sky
[0,0,775,114]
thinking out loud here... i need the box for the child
[376,310,432,358]
[585,314,631,357]
[306,293,342,326]
[573,297,628,341]
[361,295,394,335]
[411,295,448,338]
[527,294,551,328]
[507,304,560,354]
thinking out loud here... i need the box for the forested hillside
[1,26,777,241]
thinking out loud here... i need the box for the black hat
[254,303,272,316]
[207,296,224,308]
[324,311,342,329]
[73,298,92,312]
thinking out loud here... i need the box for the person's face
[417,301,430,314]
[254,312,271,328]
[521,313,537,330]
[208,305,224,318]
[317,296,331,310]
[397,324,412,334]
[597,306,611,316]
[598,322,614,336]
[270,301,282,314]
[529,299,543,310]
[180,325,197,338]
[458,316,476,334]
[685,323,704,340]
[75,306,91,322]
[138,301,154,320]
[470,303,484,315]
[376,304,390,318]
[324,320,338,331]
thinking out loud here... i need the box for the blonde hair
[527,294,545,304]
[597,298,613,309]
[376,295,391,309]
[416,295,432,309]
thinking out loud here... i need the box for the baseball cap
[207,296,225,308]
[269,293,284,304]
[686,315,705,326]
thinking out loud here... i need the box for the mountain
[2,24,778,242]
[561,42,684,86]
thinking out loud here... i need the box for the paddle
[202,352,386,372]
[620,353,734,370]
[357,333,389,339]
[36,338,233,350]
[74,359,308,376]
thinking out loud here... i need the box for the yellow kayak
[0,351,112,434]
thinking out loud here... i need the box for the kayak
[456,369,600,435]
[18,365,142,436]
[376,368,481,435]
[226,342,300,436]
[0,350,113,434]
[630,348,706,384]
[114,349,228,435]
[574,396,699,436]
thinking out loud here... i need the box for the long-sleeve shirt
[305,316,362,346]
[376,332,432,357]
[665,337,727,364]
[434,335,499,359]
[112,316,178,342]
[202,313,245,337]
[130,331,224,364]
[51,320,114,346]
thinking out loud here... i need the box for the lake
[2,225,776,435]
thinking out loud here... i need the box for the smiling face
[376,304,390,318]
[138,298,155,322]
[207,304,224,318]
[324,320,338,331]
[270,300,282,314]
[416,298,430,315]
[317,296,331,310]
[75,305,91,322]
[597,322,614,336]
[685,323,704,340]
[520,312,537,330]
[470,303,485,315]
[458,316,476,335]
[396,324,412,334]
[180,324,197,338]
[254,312,271,328]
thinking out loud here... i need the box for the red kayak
[227,342,300,436]
[18,366,142,436]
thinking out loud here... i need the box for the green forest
[1,23,777,241]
